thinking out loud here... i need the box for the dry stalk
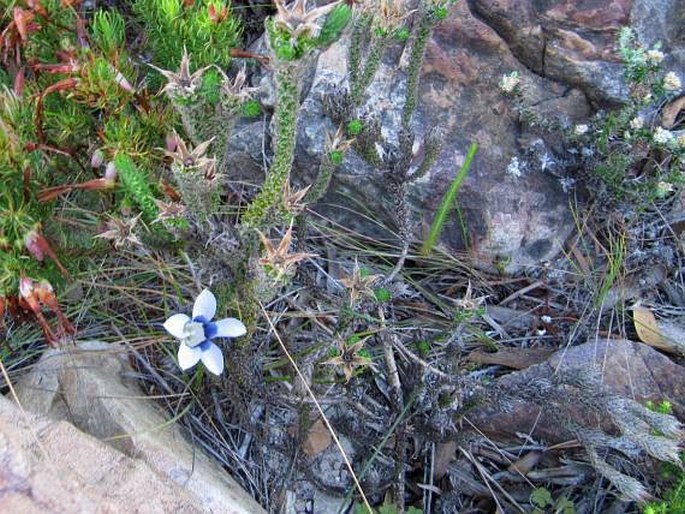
[392,338,452,380]
[379,307,403,408]
[460,447,526,513]
[258,300,373,512]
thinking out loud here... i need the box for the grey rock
[13,341,265,514]
[468,338,685,443]
[631,0,685,67]
[228,1,683,273]
[468,0,685,106]
[0,394,203,513]
[291,3,581,272]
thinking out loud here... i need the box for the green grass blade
[421,142,478,256]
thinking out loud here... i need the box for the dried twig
[259,300,373,513]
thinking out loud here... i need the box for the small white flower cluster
[656,181,675,198]
[653,126,674,145]
[646,49,665,64]
[574,124,589,136]
[663,71,682,92]
[499,71,521,94]
[629,117,644,130]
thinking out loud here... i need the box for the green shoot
[421,143,478,256]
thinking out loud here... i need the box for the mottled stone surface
[468,0,685,106]
[630,0,685,70]
[470,0,624,106]
[468,339,685,443]
[230,0,684,272]
[292,2,585,272]
[10,341,266,514]
[0,394,204,513]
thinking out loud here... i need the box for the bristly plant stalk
[408,126,444,181]
[242,64,301,229]
[235,2,353,341]
[402,0,456,129]
[347,12,372,94]
[349,32,388,106]
[243,3,352,229]
[306,156,336,205]
[403,1,439,130]
[114,153,159,222]
[421,142,477,256]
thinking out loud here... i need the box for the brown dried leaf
[632,305,672,352]
[433,441,457,480]
[661,95,685,129]
[302,418,332,457]
[468,347,554,370]
[569,239,592,277]
[507,451,542,475]
[13,8,32,42]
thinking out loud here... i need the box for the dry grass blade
[258,300,373,513]
[460,447,526,513]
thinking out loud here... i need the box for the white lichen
[499,72,521,94]
[506,156,525,178]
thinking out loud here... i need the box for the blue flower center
[204,321,218,340]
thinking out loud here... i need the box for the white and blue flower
[163,289,246,375]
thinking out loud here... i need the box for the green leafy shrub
[575,28,685,203]
[132,0,241,73]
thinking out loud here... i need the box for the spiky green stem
[172,86,239,152]
[242,64,301,229]
[173,98,209,146]
[171,166,216,218]
[408,127,444,181]
[348,13,372,92]
[402,4,436,129]
[215,95,243,172]
[305,156,337,204]
[353,115,382,167]
[114,154,158,221]
[350,32,388,106]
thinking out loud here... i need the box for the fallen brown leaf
[632,305,671,352]
[433,441,458,480]
[661,95,685,129]
[302,418,332,457]
[507,451,542,475]
[632,305,685,355]
[468,347,554,370]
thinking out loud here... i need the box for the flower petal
[163,313,190,338]
[214,318,247,338]
[193,289,216,321]
[200,342,224,375]
[178,342,202,371]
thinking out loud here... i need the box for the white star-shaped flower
[163,289,246,375]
